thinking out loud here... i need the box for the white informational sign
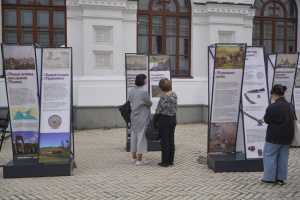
[209,45,246,153]
[271,53,298,103]
[125,54,149,139]
[2,45,39,158]
[38,48,72,163]
[242,47,269,159]
[125,54,149,99]
[294,57,300,123]
[149,55,171,114]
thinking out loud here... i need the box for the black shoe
[169,163,174,166]
[158,162,169,167]
[260,179,276,184]
[276,180,285,185]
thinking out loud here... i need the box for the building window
[137,0,191,77]
[252,0,297,54]
[2,0,66,47]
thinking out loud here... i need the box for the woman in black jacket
[261,84,294,185]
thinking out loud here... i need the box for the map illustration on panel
[43,49,70,70]
[11,108,37,120]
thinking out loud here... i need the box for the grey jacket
[129,86,151,133]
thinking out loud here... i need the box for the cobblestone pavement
[0,123,300,199]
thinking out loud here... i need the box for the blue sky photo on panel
[39,132,70,148]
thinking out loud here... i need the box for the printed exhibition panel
[149,55,171,114]
[294,57,300,122]
[271,53,298,103]
[209,45,246,153]
[38,48,72,163]
[2,45,39,158]
[242,47,269,159]
[125,54,149,138]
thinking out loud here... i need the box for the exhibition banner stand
[125,54,171,151]
[293,56,300,128]
[268,53,299,148]
[207,44,265,172]
[1,44,75,178]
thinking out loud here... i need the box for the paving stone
[0,123,300,199]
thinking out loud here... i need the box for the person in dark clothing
[155,78,177,167]
[261,84,295,185]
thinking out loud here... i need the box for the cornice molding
[193,0,255,5]
[194,4,255,17]
[67,0,137,10]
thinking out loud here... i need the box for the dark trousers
[158,114,176,164]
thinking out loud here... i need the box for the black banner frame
[2,44,75,178]
[207,43,263,172]
[124,53,171,152]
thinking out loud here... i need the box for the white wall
[0,0,275,108]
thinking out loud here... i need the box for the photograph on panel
[215,46,246,69]
[3,46,35,70]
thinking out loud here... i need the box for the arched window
[137,0,191,77]
[252,0,297,54]
[2,0,66,47]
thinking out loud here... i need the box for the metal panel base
[3,157,75,178]
[126,139,161,152]
[207,153,263,172]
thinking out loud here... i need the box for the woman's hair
[270,84,287,96]
[159,78,172,92]
[135,74,147,86]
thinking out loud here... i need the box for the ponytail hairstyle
[270,84,287,96]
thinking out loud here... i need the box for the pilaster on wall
[192,1,255,82]
[67,0,137,106]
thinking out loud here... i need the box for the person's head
[135,74,147,86]
[270,84,286,100]
[159,78,171,92]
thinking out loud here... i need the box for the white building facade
[0,0,299,129]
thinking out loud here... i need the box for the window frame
[137,0,192,77]
[253,0,298,53]
[2,0,67,47]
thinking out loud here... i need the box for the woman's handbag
[145,115,160,141]
[291,119,300,146]
[118,101,131,127]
